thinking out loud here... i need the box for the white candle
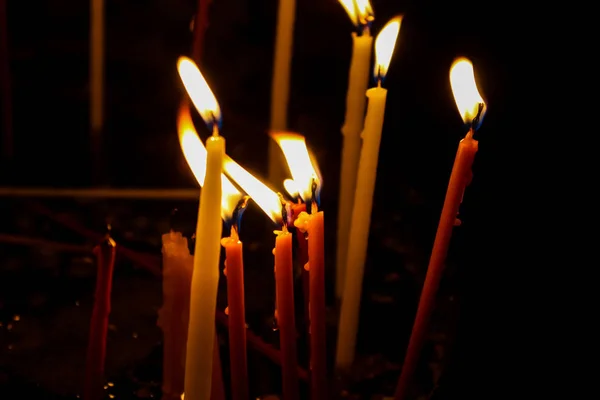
[268,0,296,182]
[336,17,403,370]
[177,57,224,400]
[336,0,375,300]
[90,0,104,134]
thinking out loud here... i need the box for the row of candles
[84,1,488,400]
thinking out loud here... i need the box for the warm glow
[374,16,402,80]
[283,179,299,198]
[272,133,321,203]
[177,106,242,220]
[223,157,282,223]
[339,0,373,27]
[450,57,487,126]
[177,56,221,129]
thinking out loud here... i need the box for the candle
[335,17,402,370]
[393,58,486,400]
[274,134,326,400]
[336,0,374,301]
[177,57,224,400]
[268,0,296,182]
[286,193,309,326]
[84,234,116,400]
[177,100,243,400]
[90,0,104,138]
[222,158,300,400]
[158,231,193,399]
[221,197,250,400]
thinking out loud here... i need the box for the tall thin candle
[393,58,487,400]
[90,0,104,140]
[336,0,374,300]
[268,0,297,182]
[177,101,244,400]
[178,57,224,400]
[336,17,402,370]
[275,134,326,399]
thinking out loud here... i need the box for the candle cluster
[156,1,489,399]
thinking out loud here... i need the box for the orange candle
[394,57,486,400]
[221,224,249,400]
[274,226,300,400]
[84,234,116,400]
[290,201,309,324]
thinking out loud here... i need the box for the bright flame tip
[449,57,487,129]
[373,16,403,81]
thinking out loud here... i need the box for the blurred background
[0,0,514,398]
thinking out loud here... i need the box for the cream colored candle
[268,0,296,182]
[90,0,104,134]
[177,57,224,400]
[336,0,374,300]
[336,17,403,370]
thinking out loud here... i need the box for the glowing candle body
[268,0,296,181]
[336,86,387,369]
[394,131,478,400]
[274,230,299,400]
[84,236,116,400]
[184,134,224,400]
[90,0,104,134]
[290,201,309,323]
[307,210,327,400]
[159,232,193,399]
[337,32,373,300]
[221,231,248,400]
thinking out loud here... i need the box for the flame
[222,157,282,223]
[272,133,321,203]
[177,106,242,220]
[339,0,373,27]
[374,16,402,81]
[450,57,486,127]
[283,179,299,198]
[177,56,221,129]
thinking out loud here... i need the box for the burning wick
[468,103,485,137]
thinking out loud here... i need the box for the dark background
[0,0,519,398]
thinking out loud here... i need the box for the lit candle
[177,56,225,400]
[175,104,242,400]
[336,0,374,300]
[158,230,193,399]
[220,195,250,400]
[273,133,326,400]
[84,234,116,400]
[336,17,403,370]
[393,58,487,400]
[222,157,300,400]
[90,0,104,137]
[268,0,296,182]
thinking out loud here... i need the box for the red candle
[221,227,248,400]
[274,227,299,400]
[394,57,486,400]
[296,207,327,400]
[84,235,116,400]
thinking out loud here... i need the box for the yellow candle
[90,0,104,134]
[268,0,296,182]
[177,57,224,400]
[336,0,375,300]
[336,17,402,370]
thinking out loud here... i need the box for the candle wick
[377,78,382,88]
[230,225,239,241]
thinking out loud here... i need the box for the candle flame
[272,133,321,204]
[177,106,242,220]
[339,0,373,28]
[283,179,299,198]
[450,57,487,129]
[373,16,402,81]
[177,56,222,130]
[223,158,282,224]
